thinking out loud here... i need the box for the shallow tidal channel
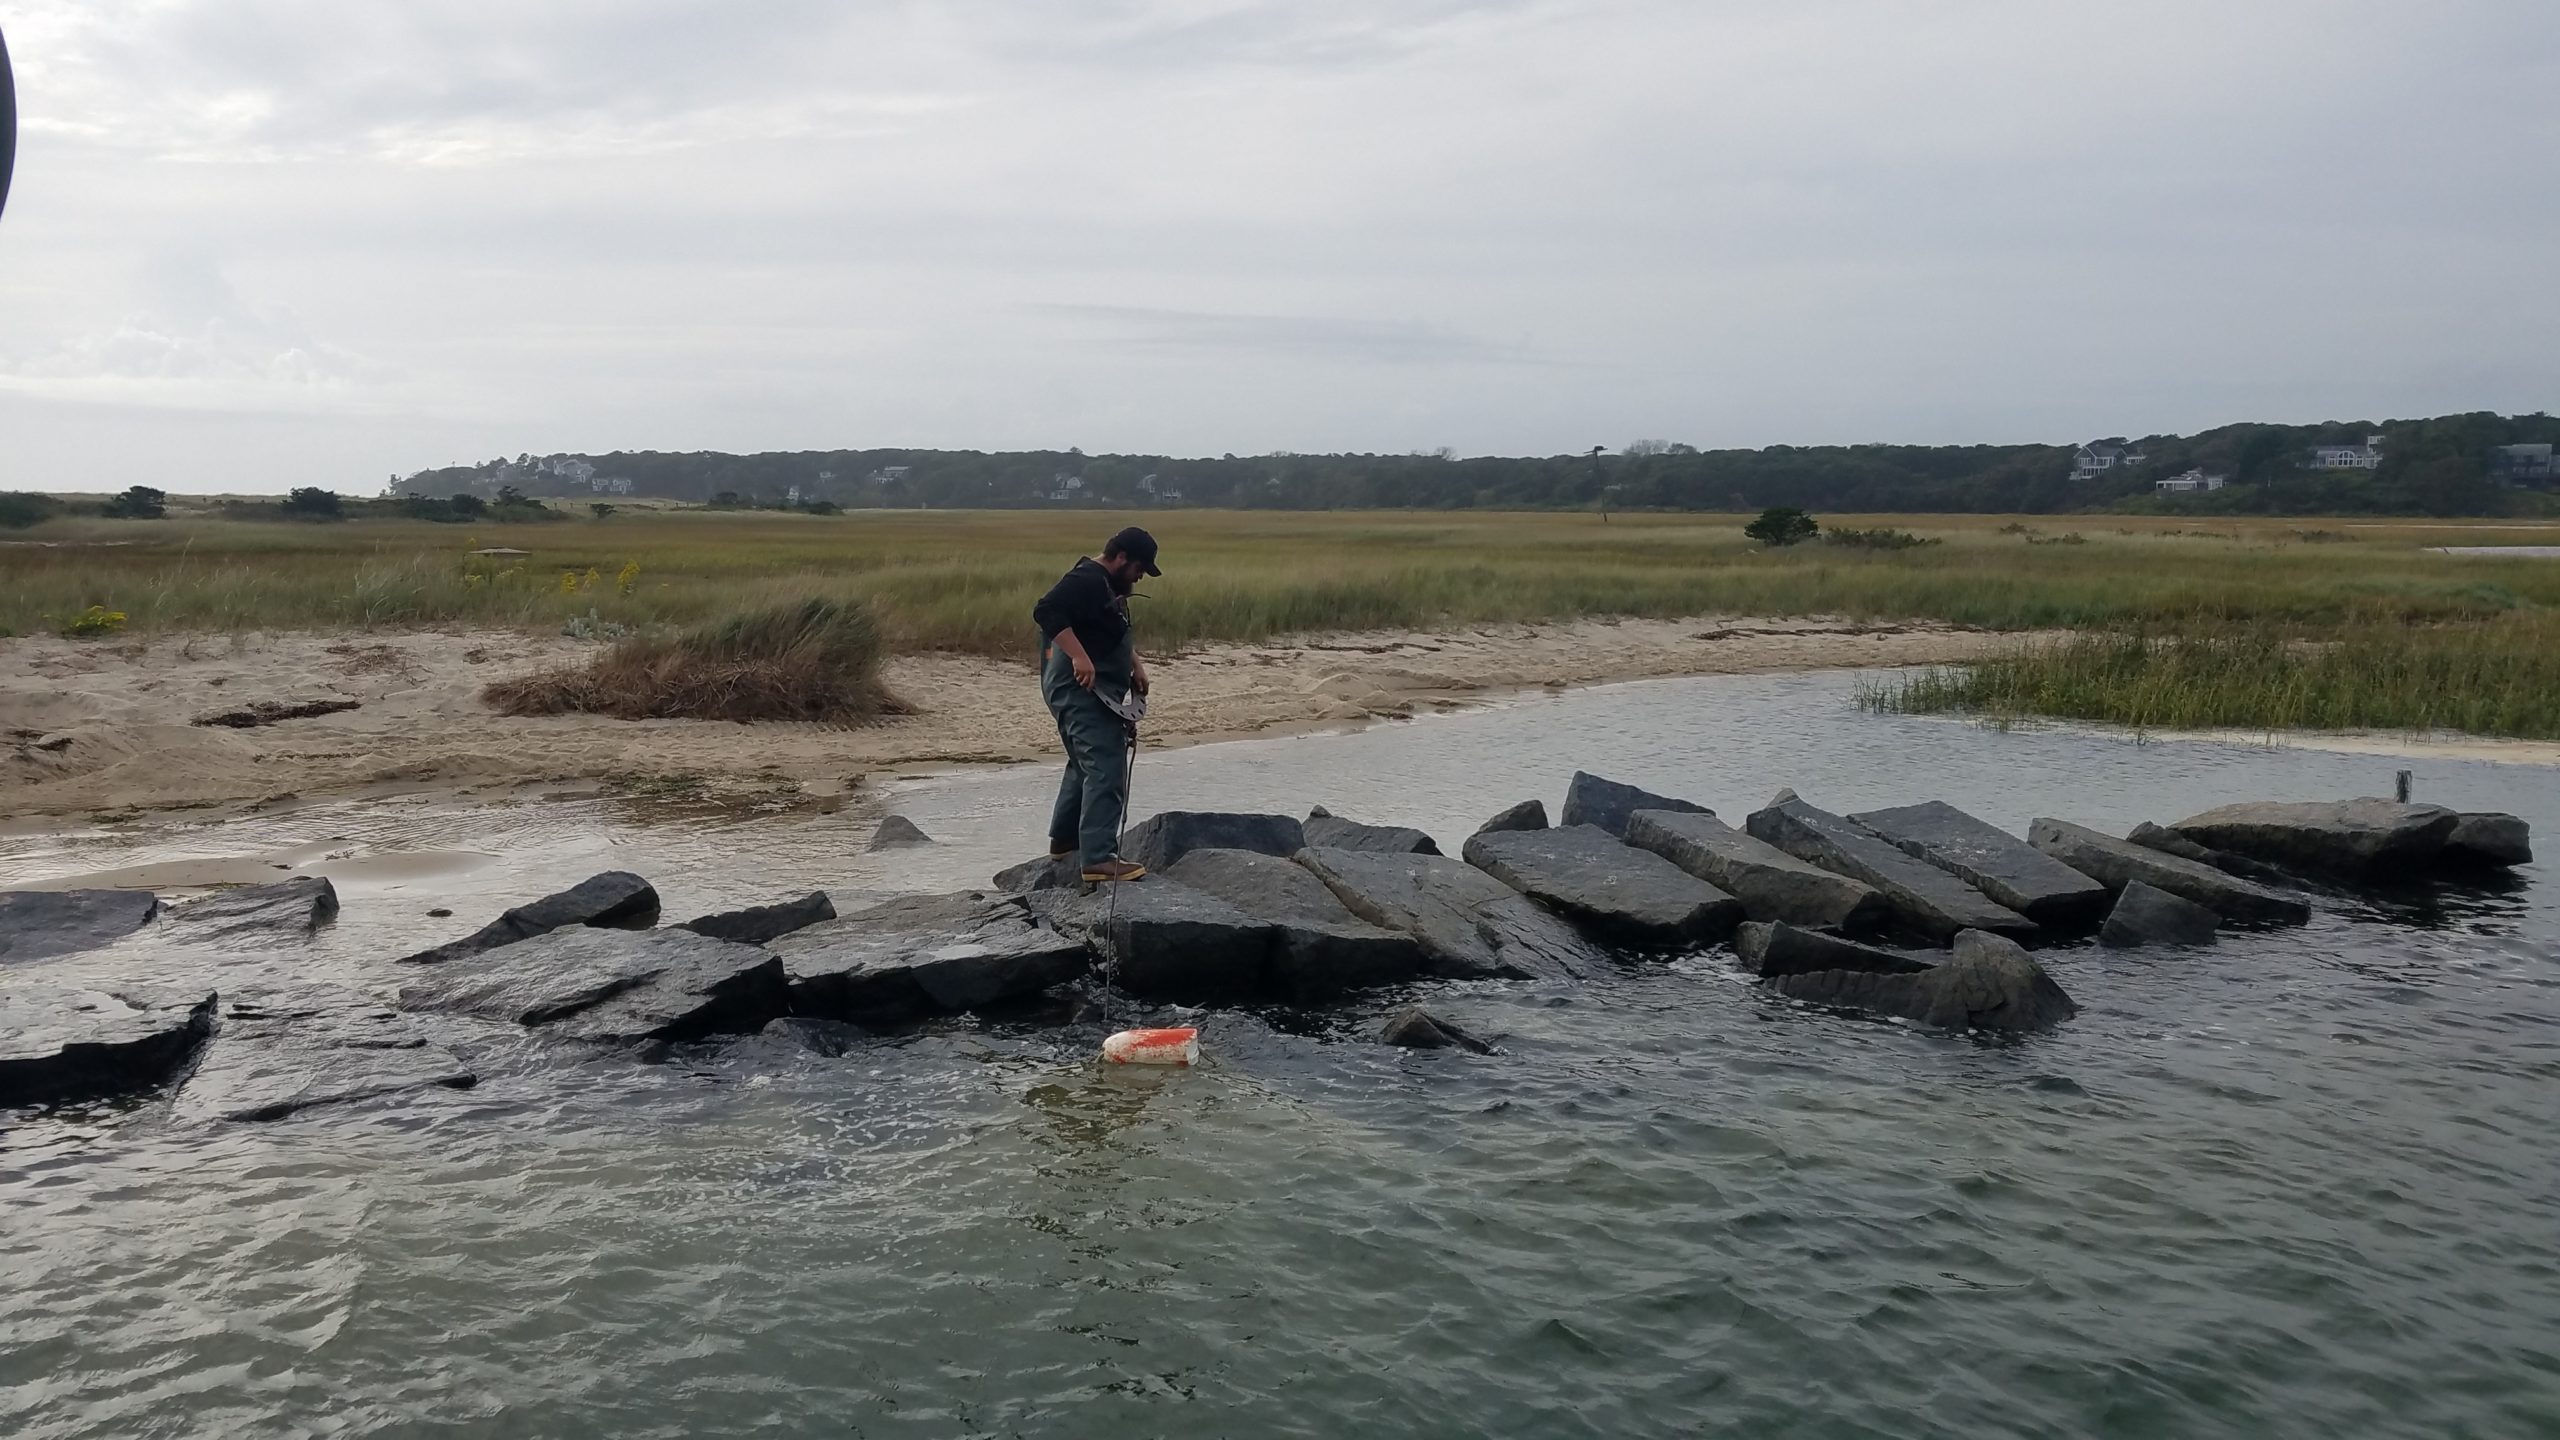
[4,670,2557,1439]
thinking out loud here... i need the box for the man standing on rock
[1033,527,1159,882]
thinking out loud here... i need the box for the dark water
[5,670,2557,1439]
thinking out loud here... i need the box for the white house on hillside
[2309,435,2384,470]
[2071,442,2148,482]
[2494,444,2555,485]
[2156,468,2228,494]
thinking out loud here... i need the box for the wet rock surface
[1624,809,1891,933]
[778,894,1091,1024]
[1559,771,1710,838]
[0,889,163,964]
[1378,1005,1497,1054]
[2028,819,2312,925]
[174,985,476,1123]
[1462,824,1743,947]
[398,926,788,1044]
[678,892,837,945]
[2448,812,2534,868]
[165,877,341,944]
[1162,849,1427,999]
[1767,929,2077,1034]
[1295,847,1598,982]
[1748,797,2035,942]
[1730,921,1935,979]
[1120,811,1307,873]
[1030,879,1281,1002]
[1,986,218,1106]
[2170,799,2465,879]
[1302,809,1442,855]
[869,815,935,850]
[1850,800,2110,927]
[2098,881,2222,949]
[396,871,662,965]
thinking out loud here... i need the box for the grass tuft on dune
[484,597,902,724]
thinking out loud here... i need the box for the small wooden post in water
[2395,769,2413,803]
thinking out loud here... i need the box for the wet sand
[2,616,2026,822]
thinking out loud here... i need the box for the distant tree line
[381,413,2560,518]
[6,412,2554,532]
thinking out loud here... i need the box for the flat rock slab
[1560,771,1710,839]
[1731,921,1935,979]
[399,926,787,1044]
[1379,1005,1497,1055]
[1473,800,1549,836]
[1295,847,1597,982]
[397,871,661,965]
[1850,801,2110,927]
[777,894,1091,1023]
[2098,881,2221,949]
[1029,879,1282,1003]
[1462,825,1743,947]
[2125,822,2304,888]
[2169,799,2463,878]
[165,877,340,944]
[1625,810,1891,933]
[679,892,837,945]
[1163,850,1427,999]
[2448,812,2533,867]
[0,890,163,964]
[1303,812,1441,856]
[1768,930,2077,1034]
[1,986,217,1106]
[1747,798,2035,942]
[1121,812,1306,873]
[174,986,476,1123]
[2028,819,2311,925]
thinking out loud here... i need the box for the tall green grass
[1863,611,2560,740]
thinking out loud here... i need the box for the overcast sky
[2,0,2555,494]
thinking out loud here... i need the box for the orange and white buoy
[1101,1027,1199,1066]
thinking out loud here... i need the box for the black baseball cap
[1105,526,1162,576]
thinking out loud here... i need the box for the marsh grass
[1863,611,2560,740]
[10,510,2560,655]
[485,597,901,724]
[16,507,2559,736]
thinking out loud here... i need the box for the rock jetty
[1,780,2530,1117]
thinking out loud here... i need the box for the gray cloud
[1,0,2555,493]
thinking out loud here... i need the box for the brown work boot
[1081,859,1148,883]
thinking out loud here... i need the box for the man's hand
[1052,631,1099,689]
[1131,657,1150,696]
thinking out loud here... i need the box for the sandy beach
[2,616,2035,821]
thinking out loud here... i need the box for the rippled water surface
[5,671,2557,1438]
